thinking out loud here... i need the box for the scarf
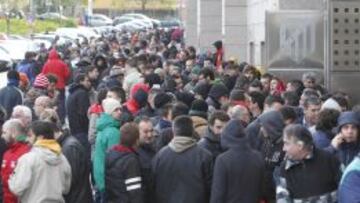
[34,139,62,155]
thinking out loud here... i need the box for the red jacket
[41,49,70,90]
[1,142,30,203]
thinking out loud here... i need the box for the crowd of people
[0,25,359,203]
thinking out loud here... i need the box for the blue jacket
[313,130,333,149]
[339,155,360,203]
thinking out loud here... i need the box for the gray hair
[302,72,317,83]
[228,105,249,120]
[11,105,32,124]
[3,119,26,135]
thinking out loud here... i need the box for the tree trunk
[141,0,146,11]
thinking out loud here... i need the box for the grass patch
[0,19,77,35]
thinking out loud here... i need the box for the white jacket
[9,146,72,203]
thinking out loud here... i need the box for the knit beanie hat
[338,111,360,131]
[33,73,50,88]
[102,98,121,114]
[209,83,229,99]
[321,98,342,112]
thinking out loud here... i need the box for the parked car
[113,16,134,26]
[0,40,37,66]
[159,19,182,29]
[120,13,160,28]
[87,14,113,27]
[38,12,68,20]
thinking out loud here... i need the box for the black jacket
[152,145,213,203]
[211,119,265,203]
[257,111,286,201]
[0,85,23,119]
[276,148,340,200]
[66,84,90,135]
[198,128,222,158]
[58,133,93,203]
[105,145,144,203]
[137,143,156,203]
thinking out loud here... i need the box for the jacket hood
[169,136,197,153]
[191,115,208,127]
[33,140,63,165]
[96,113,120,132]
[338,111,360,131]
[258,110,285,142]
[190,111,208,120]
[221,119,248,149]
[48,49,59,60]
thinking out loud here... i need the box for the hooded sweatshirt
[42,49,70,90]
[211,120,265,203]
[9,139,71,203]
[93,113,121,192]
[258,110,286,201]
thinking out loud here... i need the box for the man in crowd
[0,71,23,119]
[9,121,71,202]
[198,110,230,158]
[137,117,156,202]
[1,119,30,203]
[67,74,92,148]
[211,119,265,202]
[276,124,340,202]
[105,122,143,203]
[152,116,213,203]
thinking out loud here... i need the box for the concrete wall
[198,0,223,53]
[247,0,278,67]
[183,0,198,48]
[224,0,248,62]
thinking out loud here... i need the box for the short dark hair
[199,68,215,81]
[230,89,246,101]
[282,91,300,107]
[158,103,171,117]
[7,70,20,81]
[97,88,108,105]
[46,74,58,84]
[173,115,194,137]
[288,79,305,96]
[249,79,263,90]
[284,124,314,150]
[29,121,54,139]
[265,95,284,106]
[261,73,273,80]
[209,110,230,126]
[280,106,298,123]
[316,109,340,131]
[304,96,321,109]
[171,102,189,119]
[249,91,265,111]
[74,73,88,84]
[108,86,126,104]
[120,122,139,147]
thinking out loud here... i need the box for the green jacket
[93,113,121,192]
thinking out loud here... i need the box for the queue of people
[0,26,359,203]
